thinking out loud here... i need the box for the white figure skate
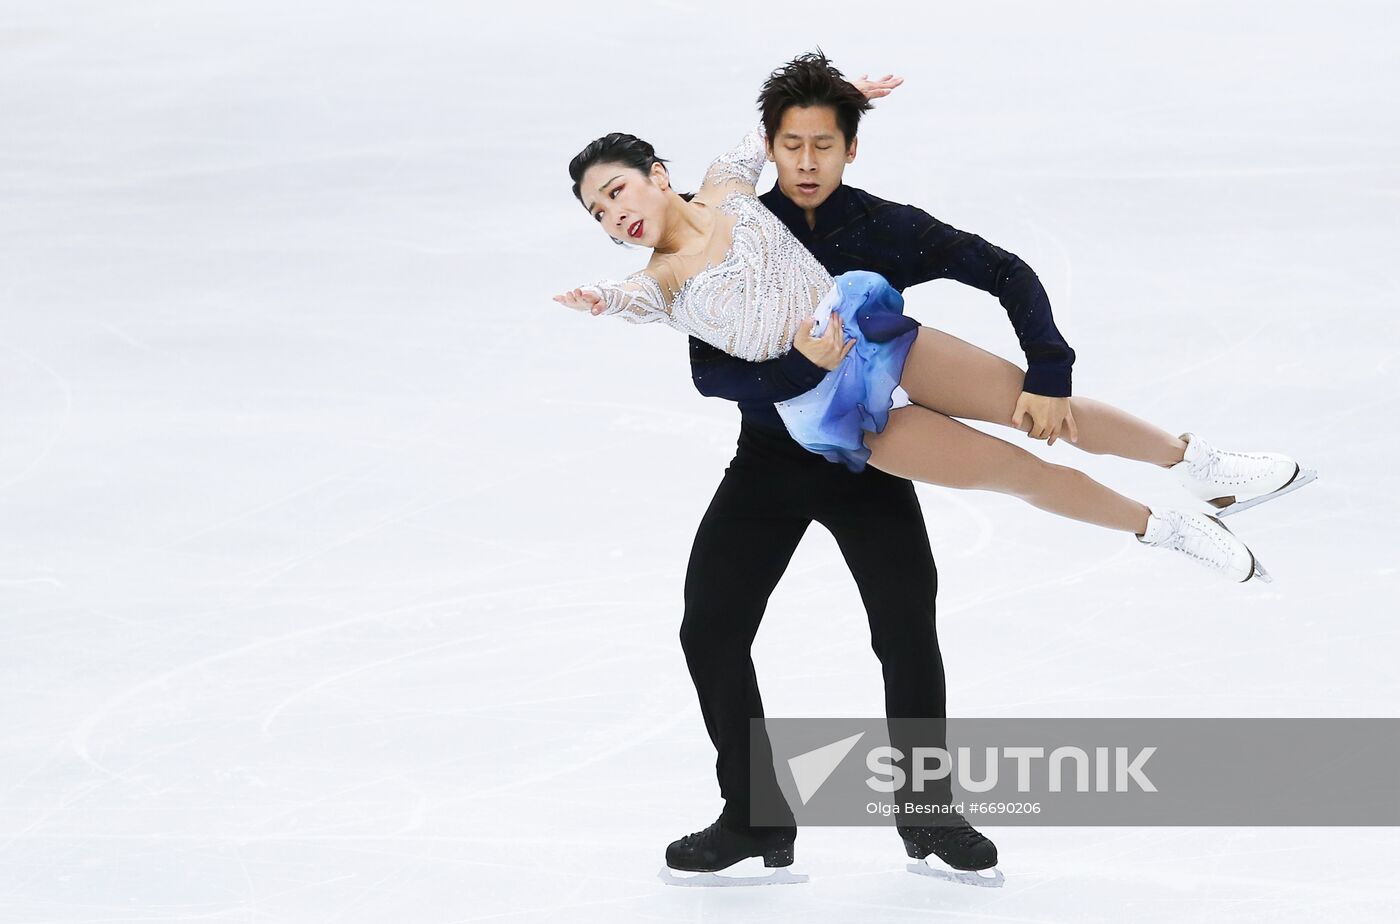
[1173,433,1316,518]
[1137,509,1270,582]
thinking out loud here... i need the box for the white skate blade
[1214,468,1318,518]
[658,866,808,887]
[906,860,1005,888]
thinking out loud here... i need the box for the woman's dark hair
[568,133,694,211]
[757,50,872,145]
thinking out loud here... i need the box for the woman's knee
[1004,459,1096,501]
[987,451,1061,497]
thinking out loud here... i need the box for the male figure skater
[666,52,1076,879]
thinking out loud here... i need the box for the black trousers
[681,422,948,831]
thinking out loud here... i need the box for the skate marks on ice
[0,341,74,493]
[1214,468,1319,518]
[658,865,809,887]
[905,858,1006,889]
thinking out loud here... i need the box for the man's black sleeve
[901,206,1076,397]
[688,336,828,403]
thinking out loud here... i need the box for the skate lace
[1155,511,1235,567]
[678,821,722,848]
[942,824,987,849]
[1156,512,1186,552]
[905,817,986,849]
[1187,443,1260,486]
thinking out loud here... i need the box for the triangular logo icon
[788,732,866,805]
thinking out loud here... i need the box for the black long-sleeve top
[689,182,1076,432]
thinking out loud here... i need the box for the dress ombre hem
[775,271,920,473]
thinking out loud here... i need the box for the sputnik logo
[787,732,866,805]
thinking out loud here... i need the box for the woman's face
[578,161,670,247]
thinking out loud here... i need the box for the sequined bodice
[586,126,836,362]
[665,193,833,361]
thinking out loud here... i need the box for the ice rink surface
[2,0,1398,920]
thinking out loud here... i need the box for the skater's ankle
[1152,433,1189,468]
[718,816,795,838]
[1130,506,1152,536]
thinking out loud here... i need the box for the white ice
[2,1,1398,921]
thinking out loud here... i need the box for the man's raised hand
[852,73,904,101]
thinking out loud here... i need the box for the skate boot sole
[1214,467,1318,518]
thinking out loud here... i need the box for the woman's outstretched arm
[553,271,670,323]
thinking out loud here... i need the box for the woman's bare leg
[866,405,1151,534]
[898,327,1188,467]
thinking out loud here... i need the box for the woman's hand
[1012,392,1079,446]
[852,73,904,101]
[793,314,855,371]
[553,288,605,316]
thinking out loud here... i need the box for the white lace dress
[582,127,919,472]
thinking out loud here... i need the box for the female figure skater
[554,118,1311,582]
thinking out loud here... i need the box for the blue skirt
[775,271,920,473]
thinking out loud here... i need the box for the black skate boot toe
[665,818,796,873]
[900,815,998,871]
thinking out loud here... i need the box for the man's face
[768,105,857,211]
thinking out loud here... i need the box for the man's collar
[761,182,855,234]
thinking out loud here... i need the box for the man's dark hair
[757,50,872,145]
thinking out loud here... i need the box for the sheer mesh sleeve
[582,272,671,324]
[699,124,767,196]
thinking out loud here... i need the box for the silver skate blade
[1251,558,1272,583]
[906,861,1005,888]
[1215,468,1318,518]
[658,866,809,887]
